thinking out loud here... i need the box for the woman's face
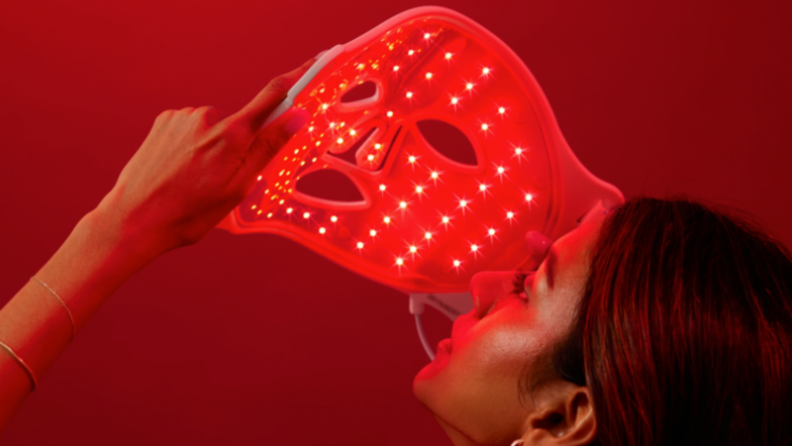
[413,208,608,446]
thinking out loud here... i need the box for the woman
[1,59,790,445]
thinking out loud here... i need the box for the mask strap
[409,292,473,360]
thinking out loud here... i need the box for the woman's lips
[438,338,453,354]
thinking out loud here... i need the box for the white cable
[414,314,435,360]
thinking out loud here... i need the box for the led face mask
[218,6,623,357]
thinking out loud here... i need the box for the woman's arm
[0,57,315,432]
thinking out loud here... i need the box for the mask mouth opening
[294,168,365,204]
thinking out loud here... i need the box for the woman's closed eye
[511,271,530,303]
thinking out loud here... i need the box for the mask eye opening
[416,119,480,168]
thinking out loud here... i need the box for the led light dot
[431,171,439,179]
[357,241,364,249]
[349,129,356,136]
[322,103,329,110]
[286,207,293,214]
[267,212,273,218]
[424,33,430,39]
[375,143,382,150]
[515,148,523,155]
[367,154,374,161]
[460,200,467,207]
[393,65,400,71]
[488,228,496,235]
[425,72,433,79]
[308,126,314,132]
[445,52,452,59]
[471,244,478,252]
[337,138,344,144]
[497,166,505,174]
[319,227,326,234]
[409,245,417,253]
[396,257,404,265]
[399,201,407,209]
[453,260,461,267]
[387,111,394,117]
[481,123,489,131]
[425,232,432,240]
[379,184,386,191]
[303,212,310,219]
[451,97,459,104]
[415,186,423,193]
[383,216,391,224]
[257,175,262,181]
[408,155,416,163]
[406,92,413,98]
[526,193,534,202]
[482,67,490,75]
[507,211,514,218]
[499,107,505,114]
[329,122,336,128]
[442,216,450,223]
[331,215,338,222]
[370,229,377,237]
[408,49,415,55]
[479,184,487,191]
[466,83,474,90]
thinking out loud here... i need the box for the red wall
[1,1,791,444]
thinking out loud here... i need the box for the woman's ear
[521,381,596,445]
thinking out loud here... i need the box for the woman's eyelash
[511,271,528,296]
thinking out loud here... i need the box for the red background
[1,1,791,445]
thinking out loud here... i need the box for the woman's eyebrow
[546,248,558,289]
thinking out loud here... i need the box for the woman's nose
[469,271,518,318]
[525,230,552,261]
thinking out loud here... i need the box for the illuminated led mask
[219,7,622,297]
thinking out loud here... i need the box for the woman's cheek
[461,308,546,372]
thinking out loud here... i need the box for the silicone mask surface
[218,7,622,294]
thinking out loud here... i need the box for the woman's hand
[95,58,314,256]
[0,58,317,430]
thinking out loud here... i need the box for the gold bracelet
[30,277,76,340]
[0,341,37,391]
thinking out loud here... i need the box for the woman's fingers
[242,107,310,178]
[230,58,317,135]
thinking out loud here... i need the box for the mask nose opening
[339,80,380,109]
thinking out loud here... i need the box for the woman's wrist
[35,204,164,332]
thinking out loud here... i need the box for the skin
[1,51,602,444]
[414,208,608,446]
[0,58,316,433]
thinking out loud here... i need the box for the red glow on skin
[413,210,608,444]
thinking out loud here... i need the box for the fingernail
[525,231,552,257]
[284,108,310,136]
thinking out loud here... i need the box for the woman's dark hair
[550,197,792,445]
